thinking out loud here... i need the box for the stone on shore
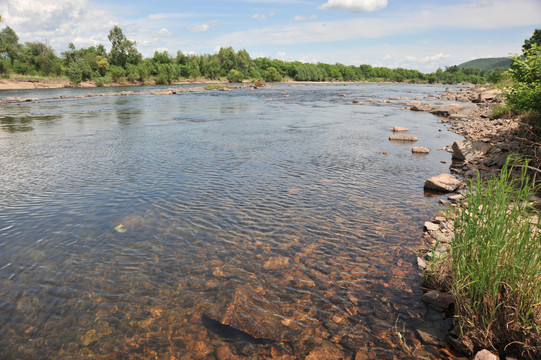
[474,349,499,360]
[421,290,455,314]
[391,126,409,132]
[424,174,461,192]
[429,104,463,116]
[389,134,418,142]
[451,140,492,161]
[412,146,430,154]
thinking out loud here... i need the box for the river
[0,83,463,359]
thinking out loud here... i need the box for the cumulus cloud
[252,13,267,20]
[156,28,172,37]
[0,0,116,48]
[187,20,219,33]
[292,15,307,21]
[319,0,388,13]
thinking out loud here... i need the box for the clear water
[0,83,463,359]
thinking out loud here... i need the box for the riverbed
[0,83,463,359]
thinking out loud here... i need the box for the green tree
[522,29,541,53]
[0,26,20,65]
[24,41,60,76]
[107,26,141,68]
[235,49,253,77]
[217,46,236,76]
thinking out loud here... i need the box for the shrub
[227,69,243,83]
[262,67,282,82]
[109,65,126,83]
[505,44,541,113]
[67,59,92,84]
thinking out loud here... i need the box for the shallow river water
[0,83,464,359]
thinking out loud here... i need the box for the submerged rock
[424,174,461,193]
[205,286,300,342]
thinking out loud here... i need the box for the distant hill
[458,57,512,71]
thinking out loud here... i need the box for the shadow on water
[0,114,61,133]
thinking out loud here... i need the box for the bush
[262,67,282,82]
[505,44,541,113]
[227,69,243,83]
[67,59,92,84]
[109,65,126,83]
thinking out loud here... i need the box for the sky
[1,0,540,72]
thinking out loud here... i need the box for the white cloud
[319,0,388,13]
[277,51,286,58]
[217,0,541,47]
[187,20,219,33]
[292,15,307,21]
[156,28,172,37]
[252,13,267,20]
[0,0,116,49]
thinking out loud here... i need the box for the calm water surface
[0,84,463,359]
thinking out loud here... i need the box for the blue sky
[1,0,540,72]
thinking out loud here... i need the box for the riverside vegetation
[422,30,541,359]
[0,25,506,86]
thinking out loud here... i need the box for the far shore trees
[0,24,513,85]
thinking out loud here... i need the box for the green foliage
[204,83,229,90]
[155,63,178,85]
[109,65,126,83]
[67,59,92,84]
[262,67,283,82]
[23,41,61,76]
[226,69,243,83]
[0,26,21,65]
[523,29,541,53]
[295,64,326,81]
[107,26,141,68]
[450,157,541,353]
[96,55,109,76]
[505,44,541,113]
[490,104,514,119]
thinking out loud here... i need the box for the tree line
[0,25,503,86]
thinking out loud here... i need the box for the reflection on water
[0,84,463,359]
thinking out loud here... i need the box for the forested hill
[457,57,511,71]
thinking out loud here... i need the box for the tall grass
[451,157,541,356]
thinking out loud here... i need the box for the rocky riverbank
[413,86,541,359]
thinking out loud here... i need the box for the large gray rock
[389,134,418,142]
[424,174,461,192]
[430,104,463,116]
[452,140,492,161]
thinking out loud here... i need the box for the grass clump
[451,157,541,358]
[204,83,229,90]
